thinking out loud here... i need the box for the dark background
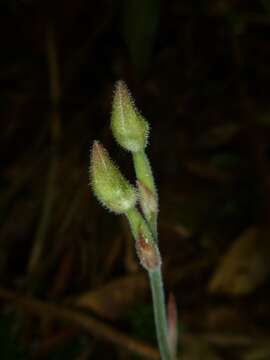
[1,0,270,358]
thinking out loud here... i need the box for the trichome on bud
[90,141,137,213]
[111,80,149,152]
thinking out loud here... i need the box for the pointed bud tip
[93,140,100,148]
[91,140,99,156]
[93,140,106,152]
[113,80,134,111]
[115,80,128,94]
[91,140,106,169]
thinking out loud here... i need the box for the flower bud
[111,80,149,152]
[137,180,158,220]
[135,229,161,271]
[90,141,137,213]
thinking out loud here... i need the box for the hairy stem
[132,151,158,237]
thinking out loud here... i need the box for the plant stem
[132,151,156,193]
[149,269,172,360]
[126,208,172,360]
[126,207,153,243]
[132,151,158,237]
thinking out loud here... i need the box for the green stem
[132,151,155,191]
[149,269,172,360]
[126,207,154,248]
[132,151,158,237]
[125,207,172,360]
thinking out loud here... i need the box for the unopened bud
[135,230,161,271]
[137,180,158,219]
[90,141,137,213]
[111,80,149,152]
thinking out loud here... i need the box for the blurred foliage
[127,302,186,359]
[0,314,27,360]
[127,303,156,345]
[47,334,88,360]
[123,0,160,75]
[261,0,270,13]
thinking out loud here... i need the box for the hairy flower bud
[111,80,149,152]
[90,141,137,213]
[137,180,158,219]
[135,230,161,271]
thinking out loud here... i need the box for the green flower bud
[111,80,149,152]
[90,141,137,213]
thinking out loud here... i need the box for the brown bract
[137,179,158,215]
[135,230,161,271]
